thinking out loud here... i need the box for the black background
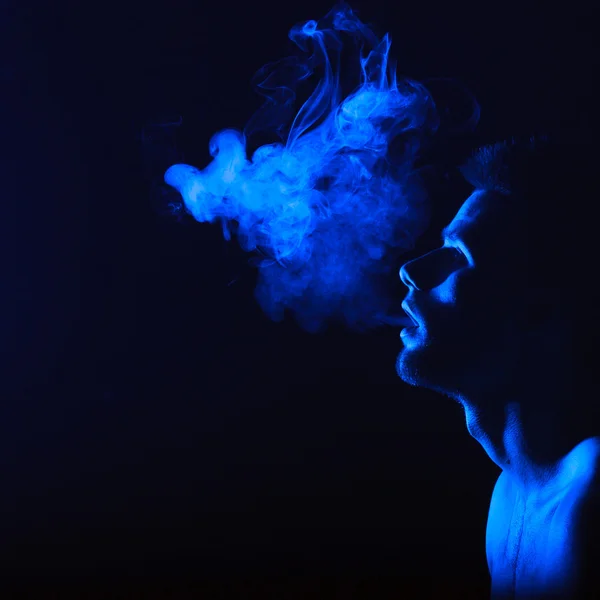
[1,0,595,597]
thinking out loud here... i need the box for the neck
[463,385,599,501]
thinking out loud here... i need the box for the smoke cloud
[165,3,439,332]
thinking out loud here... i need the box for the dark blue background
[1,0,594,597]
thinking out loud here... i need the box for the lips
[401,301,421,327]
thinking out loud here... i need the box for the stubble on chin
[395,338,464,396]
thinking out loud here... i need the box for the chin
[395,336,465,397]
[396,347,429,388]
[396,326,433,386]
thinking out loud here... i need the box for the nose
[399,247,464,291]
[399,259,421,290]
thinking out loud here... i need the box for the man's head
[395,135,597,410]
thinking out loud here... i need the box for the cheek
[453,271,516,329]
[430,269,468,305]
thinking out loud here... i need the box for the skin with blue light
[397,190,600,598]
[163,3,597,595]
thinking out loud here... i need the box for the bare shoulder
[562,437,600,527]
[559,439,600,598]
[568,487,600,598]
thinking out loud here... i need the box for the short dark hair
[460,136,543,196]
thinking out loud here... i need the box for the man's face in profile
[396,190,530,400]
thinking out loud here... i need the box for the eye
[442,241,462,255]
[443,242,471,265]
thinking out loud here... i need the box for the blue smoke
[164,3,438,332]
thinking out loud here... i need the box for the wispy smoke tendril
[165,2,439,332]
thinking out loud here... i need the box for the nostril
[399,265,420,291]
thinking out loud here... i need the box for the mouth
[375,313,414,327]
[400,324,419,338]
[401,302,421,327]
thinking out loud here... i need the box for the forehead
[448,190,516,238]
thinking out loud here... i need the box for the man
[396,136,600,599]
